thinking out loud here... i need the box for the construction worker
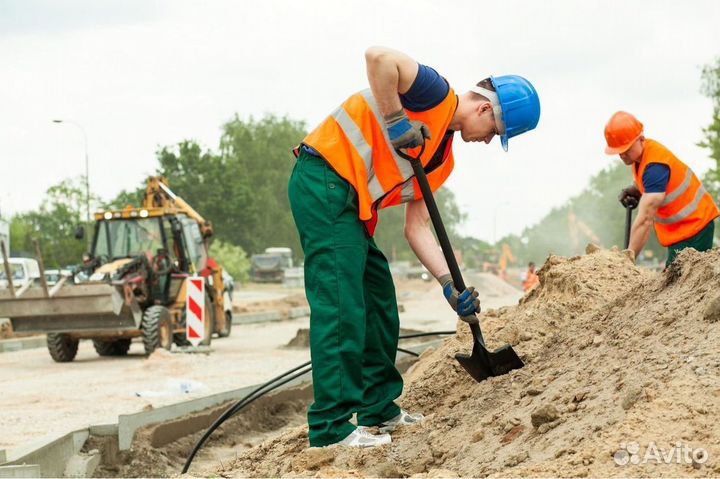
[523,262,539,292]
[288,46,540,448]
[605,111,719,265]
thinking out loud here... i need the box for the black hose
[182,329,456,473]
[182,365,312,473]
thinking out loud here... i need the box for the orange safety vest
[302,88,458,236]
[523,270,539,292]
[632,139,719,246]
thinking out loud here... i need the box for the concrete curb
[0,335,45,354]
[0,337,445,477]
[232,306,310,325]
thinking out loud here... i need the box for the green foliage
[500,162,664,265]
[209,239,250,284]
[155,115,306,257]
[700,57,720,198]
[373,188,467,262]
[10,177,96,267]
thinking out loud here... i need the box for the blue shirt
[400,64,449,112]
[639,163,670,193]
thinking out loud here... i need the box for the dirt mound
[285,328,310,349]
[224,247,720,477]
[234,293,308,315]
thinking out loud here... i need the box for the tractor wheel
[217,310,233,338]
[141,305,173,356]
[92,338,132,356]
[173,311,191,347]
[47,333,79,363]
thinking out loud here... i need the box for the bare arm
[404,198,450,280]
[628,192,665,257]
[365,46,419,118]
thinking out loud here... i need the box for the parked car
[0,258,41,289]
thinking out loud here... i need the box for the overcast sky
[1,0,718,243]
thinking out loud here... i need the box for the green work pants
[288,150,403,447]
[666,219,715,266]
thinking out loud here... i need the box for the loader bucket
[0,283,142,334]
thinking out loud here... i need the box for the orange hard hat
[604,111,643,155]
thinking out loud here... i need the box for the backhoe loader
[0,177,233,362]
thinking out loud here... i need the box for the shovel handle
[395,147,466,291]
[624,206,633,250]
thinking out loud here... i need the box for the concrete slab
[1,429,88,478]
[0,465,42,478]
[64,450,101,478]
[0,336,45,354]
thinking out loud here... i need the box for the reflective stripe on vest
[330,103,385,201]
[659,168,692,207]
[302,86,458,235]
[655,185,707,224]
[632,139,719,245]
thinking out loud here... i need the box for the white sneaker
[331,426,391,448]
[377,409,425,433]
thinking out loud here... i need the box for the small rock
[621,248,636,262]
[592,335,603,346]
[504,451,529,467]
[471,430,485,443]
[621,384,644,410]
[526,387,544,396]
[531,404,559,428]
[292,448,335,471]
[520,331,532,342]
[703,295,720,322]
[585,243,601,254]
[573,391,588,403]
[695,366,706,376]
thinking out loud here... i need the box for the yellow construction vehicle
[482,243,516,279]
[0,177,233,362]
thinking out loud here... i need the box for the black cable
[398,331,455,340]
[182,365,312,473]
[182,329,456,473]
[396,347,420,357]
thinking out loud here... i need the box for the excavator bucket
[0,283,142,334]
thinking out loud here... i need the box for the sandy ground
[226,247,720,478]
[0,276,521,452]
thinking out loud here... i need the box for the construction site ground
[216,247,720,478]
[0,273,522,460]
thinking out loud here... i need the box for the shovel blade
[455,341,524,383]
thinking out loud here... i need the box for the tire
[141,305,173,356]
[173,311,191,347]
[217,310,233,338]
[92,338,132,356]
[47,333,79,363]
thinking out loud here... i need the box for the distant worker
[288,46,540,448]
[523,262,539,292]
[605,111,719,265]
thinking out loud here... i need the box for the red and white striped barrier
[186,277,205,346]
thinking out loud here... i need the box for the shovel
[623,199,638,249]
[395,147,524,382]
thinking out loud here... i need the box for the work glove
[385,110,431,150]
[618,185,641,210]
[439,274,481,320]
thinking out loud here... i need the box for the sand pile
[224,247,720,478]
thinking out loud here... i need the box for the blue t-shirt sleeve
[400,64,450,112]
[642,164,670,193]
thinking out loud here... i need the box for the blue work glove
[385,110,431,150]
[439,274,480,323]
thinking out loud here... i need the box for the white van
[0,258,41,289]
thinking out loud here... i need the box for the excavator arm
[144,177,214,238]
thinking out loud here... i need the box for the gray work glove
[439,274,481,323]
[385,110,432,150]
[618,185,641,210]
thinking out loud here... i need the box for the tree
[209,239,250,284]
[373,187,467,263]
[700,57,720,198]
[10,177,97,267]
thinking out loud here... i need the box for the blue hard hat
[491,75,540,151]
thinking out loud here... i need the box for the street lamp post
[52,119,90,226]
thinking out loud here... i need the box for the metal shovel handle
[395,147,486,345]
